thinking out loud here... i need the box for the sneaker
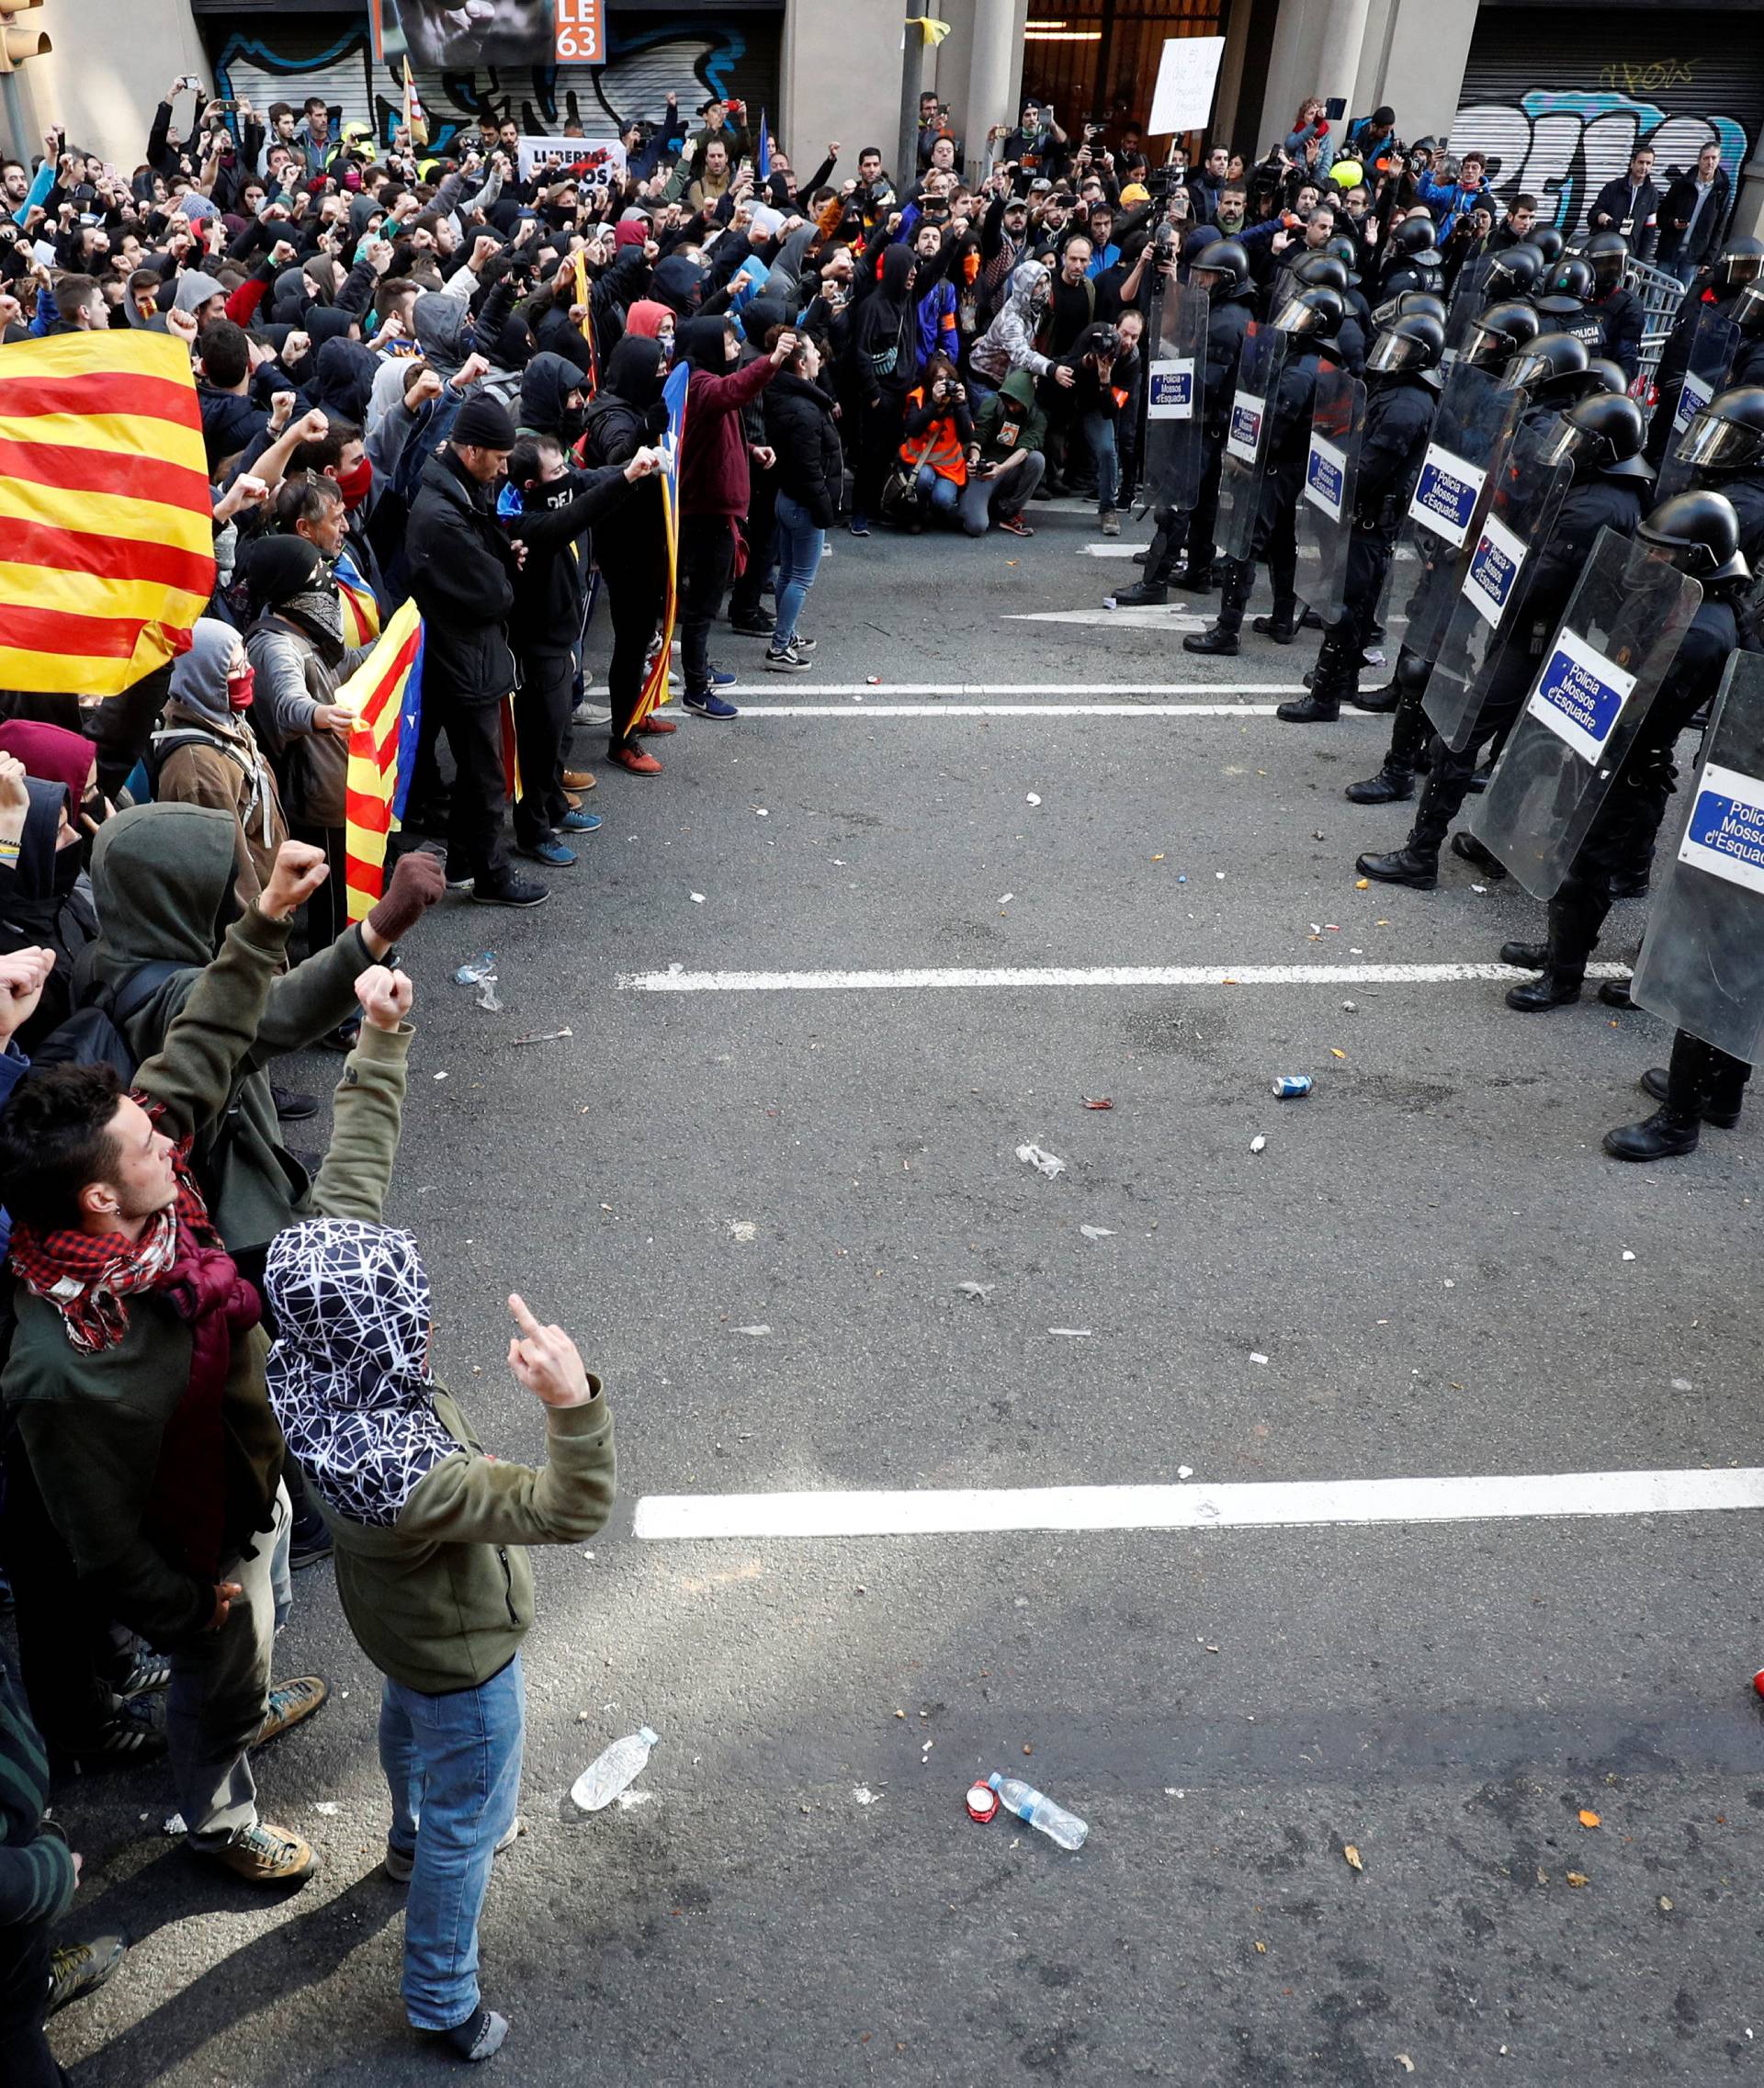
[560,808,602,834]
[46,1934,127,2018]
[607,743,662,775]
[431,2006,509,2063]
[207,1820,318,1887]
[996,514,1034,537]
[561,768,596,791]
[729,612,776,637]
[684,693,741,720]
[765,641,810,672]
[116,1649,172,1699]
[517,837,577,868]
[1099,509,1121,536]
[386,1813,524,1884]
[638,715,677,736]
[289,1518,334,1571]
[271,1084,318,1123]
[472,873,548,909]
[257,1675,328,1747]
[788,633,817,653]
[706,662,737,687]
[571,703,613,728]
[847,514,872,537]
[70,1696,164,1773]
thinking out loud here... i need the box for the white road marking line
[635,1466,1764,1541]
[1078,542,1153,556]
[621,961,1634,995]
[729,701,1338,717]
[1007,607,1211,628]
[589,682,1313,697]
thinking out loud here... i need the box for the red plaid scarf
[9,1110,223,1355]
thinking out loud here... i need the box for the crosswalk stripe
[621,961,1634,995]
[727,701,1343,716]
[635,1467,1764,1541]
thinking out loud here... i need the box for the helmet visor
[1365,329,1419,374]
[1721,250,1764,288]
[1501,345,1557,392]
[1676,411,1764,472]
[1269,291,1316,334]
[1535,414,1585,471]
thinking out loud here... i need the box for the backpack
[29,960,187,1081]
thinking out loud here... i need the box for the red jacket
[679,355,775,519]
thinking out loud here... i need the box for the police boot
[1183,561,1249,655]
[1252,592,1301,643]
[1111,514,1178,604]
[1499,940,1547,970]
[1278,622,1351,723]
[1603,1035,1708,1160]
[1351,640,1416,716]
[1450,831,1507,881]
[1170,544,1216,591]
[1504,889,1600,1012]
[1640,1034,1749,1130]
[1345,678,1429,805]
[1355,762,1455,889]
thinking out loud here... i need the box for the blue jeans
[379,1653,526,2031]
[1079,410,1118,511]
[773,491,825,644]
[916,464,961,521]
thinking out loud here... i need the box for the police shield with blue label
[1143,278,1209,515]
[1420,416,1575,751]
[1295,364,1365,625]
[1651,310,1744,503]
[1213,319,1288,564]
[1466,524,1706,913]
[1397,359,1522,665]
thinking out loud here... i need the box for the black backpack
[29,960,186,1079]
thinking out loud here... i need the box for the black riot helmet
[1501,328,1589,401]
[1482,241,1542,299]
[1734,280,1764,337]
[1538,391,1651,481]
[1365,310,1445,379]
[1570,356,1630,402]
[1636,488,1750,581]
[1371,285,1448,330]
[1190,237,1249,294]
[1582,229,1630,295]
[1464,299,1541,371]
[1531,224,1565,265]
[1291,253,1349,296]
[1269,282,1344,341]
[1710,235,1764,294]
[1390,214,1441,265]
[1535,255,1595,313]
[1674,386,1764,477]
[1324,234,1362,286]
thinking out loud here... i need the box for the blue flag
[756,108,772,181]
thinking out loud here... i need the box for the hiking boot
[46,1934,127,2018]
[386,1813,525,1884]
[471,874,548,909]
[607,743,662,775]
[206,1820,318,1887]
[257,1676,328,1747]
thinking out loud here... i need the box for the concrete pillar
[19,0,208,164]
[962,0,1023,182]
[1312,0,1374,142]
[1363,0,1479,141]
[782,0,905,185]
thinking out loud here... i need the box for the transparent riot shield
[1630,653,1764,1063]
[1397,361,1523,662]
[1215,321,1288,564]
[1419,418,1575,751]
[1144,280,1210,514]
[1438,261,1492,378]
[1295,366,1366,623]
[1466,530,1704,899]
[1654,306,1743,502]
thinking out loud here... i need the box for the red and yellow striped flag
[341,598,425,923]
[0,331,216,696]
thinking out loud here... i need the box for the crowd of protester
[0,64,1753,2080]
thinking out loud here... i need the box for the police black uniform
[1582,230,1645,380]
[1182,286,1347,654]
[1355,391,1652,889]
[1645,238,1764,463]
[1533,255,1607,356]
[1110,239,1253,606]
[1278,312,1442,722]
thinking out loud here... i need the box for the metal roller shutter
[1450,6,1764,238]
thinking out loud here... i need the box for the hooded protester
[0,766,96,1052]
[581,335,673,772]
[844,242,920,534]
[308,335,379,428]
[243,536,374,958]
[264,1215,614,2065]
[515,351,587,446]
[152,618,288,909]
[649,251,707,321]
[412,294,469,383]
[624,298,676,359]
[673,316,790,716]
[968,260,1058,392]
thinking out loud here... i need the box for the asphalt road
[43,500,1764,2086]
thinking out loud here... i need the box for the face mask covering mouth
[226,665,256,713]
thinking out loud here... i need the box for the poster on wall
[371,0,603,71]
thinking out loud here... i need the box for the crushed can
[1272,1075,1314,1099]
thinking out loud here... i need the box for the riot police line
[1111,212,1764,1163]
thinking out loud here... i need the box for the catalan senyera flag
[632,360,690,730]
[334,545,382,648]
[571,249,598,397]
[342,598,424,924]
[0,332,216,697]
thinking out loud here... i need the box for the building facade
[5,0,1760,245]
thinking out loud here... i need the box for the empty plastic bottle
[988,1772,1089,1849]
[571,1726,660,1813]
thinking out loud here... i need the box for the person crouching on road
[266,1241,615,2065]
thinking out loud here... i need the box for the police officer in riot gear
[1672,385,1764,560]
[1356,389,1653,888]
[1582,229,1645,378]
[1476,241,1544,304]
[1731,278,1764,388]
[1288,253,1365,371]
[1504,330,1594,419]
[1461,299,1543,372]
[1646,236,1764,460]
[1533,255,1605,354]
[1375,215,1443,303]
[1279,311,1442,724]
[1183,285,1347,654]
[1108,237,1253,608]
[1531,224,1566,267]
[1500,491,1753,1029]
